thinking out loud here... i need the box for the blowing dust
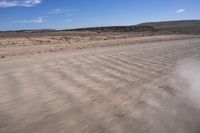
[176,60,200,108]
[145,60,200,133]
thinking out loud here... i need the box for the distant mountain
[0,20,200,36]
[66,26,156,32]
[0,29,56,33]
[137,20,200,29]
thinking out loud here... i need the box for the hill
[137,20,200,29]
[0,20,200,36]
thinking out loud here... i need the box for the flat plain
[0,34,200,132]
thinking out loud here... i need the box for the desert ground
[0,31,198,59]
[0,34,200,133]
[1,21,200,133]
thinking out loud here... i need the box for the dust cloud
[145,60,200,133]
[176,60,200,107]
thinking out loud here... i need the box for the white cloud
[19,0,42,7]
[0,1,17,7]
[48,9,65,15]
[48,8,76,16]
[14,17,44,23]
[176,9,186,14]
[0,0,42,8]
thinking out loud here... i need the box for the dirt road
[0,38,200,133]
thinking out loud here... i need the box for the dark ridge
[65,26,156,32]
[137,20,200,29]
[0,20,200,37]
[0,29,56,33]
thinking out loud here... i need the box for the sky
[0,0,200,31]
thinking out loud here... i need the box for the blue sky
[0,0,200,31]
